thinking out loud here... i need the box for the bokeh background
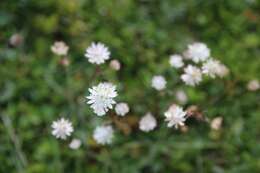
[1,0,260,172]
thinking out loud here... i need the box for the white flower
[93,125,114,145]
[69,138,82,149]
[202,59,222,78]
[139,113,157,132]
[86,82,117,116]
[51,41,69,56]
[210,117,223,130]
[151,75,167,90]
[169,54,184,68]
[51,118,73,140]
[216,64,229,78]
[115,102,129,116]
[247,80,260,91]
[85,42,110,64]
[181,65,202,86]
[187,42,210,63]
[175,90,188,105]
[164,105,187,129]
[109,59,121,71]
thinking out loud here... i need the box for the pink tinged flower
[210,117,223,130]
[164,105,187,129]
[51,41,69,56]
[109,59,121,71]
[247,80,260,91]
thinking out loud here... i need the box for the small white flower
[187,42,210,63]
[169,54,184,68]
[51,118,73,140]
[164,105,187,129]
[175,90,188,105]
[51,41,69,56]
[86,82,117,116]
[69,138,82,149]
[93,125,114,145]
[85,42,110,64]
[247,80,260,91]
[151,75,167,90]
[202,59,222,78]
[115,102,129,116]
[210,117,223,130]
[139,113,157,132]
[109,59,121,71]
[216,64,229,78]
[181,65,202,86]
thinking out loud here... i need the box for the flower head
[216,64,229,78]
[164,105,187,129]
[86,82,117,116]
[93,125,114,145]
[139,113,157,132]
[181,65,202,86]
[175,90,188,105]
[109,59,121,71]
[85,42,110,64]
[169,54,184,68]
[51,41,69,56]
[247,80,260,91]
[51,118,73,140]
[69,138,82,149]
[202,59,222,78]
[115,102,129,116]
[187,42,210,63]
[210,117,223,130]
[151,75,167,91]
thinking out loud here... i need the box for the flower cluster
[50,41,228,148]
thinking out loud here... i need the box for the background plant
[0,0,260,173]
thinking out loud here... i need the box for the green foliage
[1,0,260,172]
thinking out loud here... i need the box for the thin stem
[1,114,27,169]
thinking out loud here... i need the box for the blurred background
[1,0,260,172]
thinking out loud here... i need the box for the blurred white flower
[164,105,187,129]
[169,54,184,68]
[51,118,73,140]
[51,41,69,56]
[151,75,167,91]
[181,65,202,86]
[247,80,260,91]
[210,117,223,130]
[175,90,188,105]
[216,64,229,78]
[187,42,210,63]
[202,59,222,78]
[69,138,82,149]
[85,42,110,64]
[109,59,121,71]
[93,125,114,145]
[115,102,129,116]
[86,82,117,116]
[139,113,157,132]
